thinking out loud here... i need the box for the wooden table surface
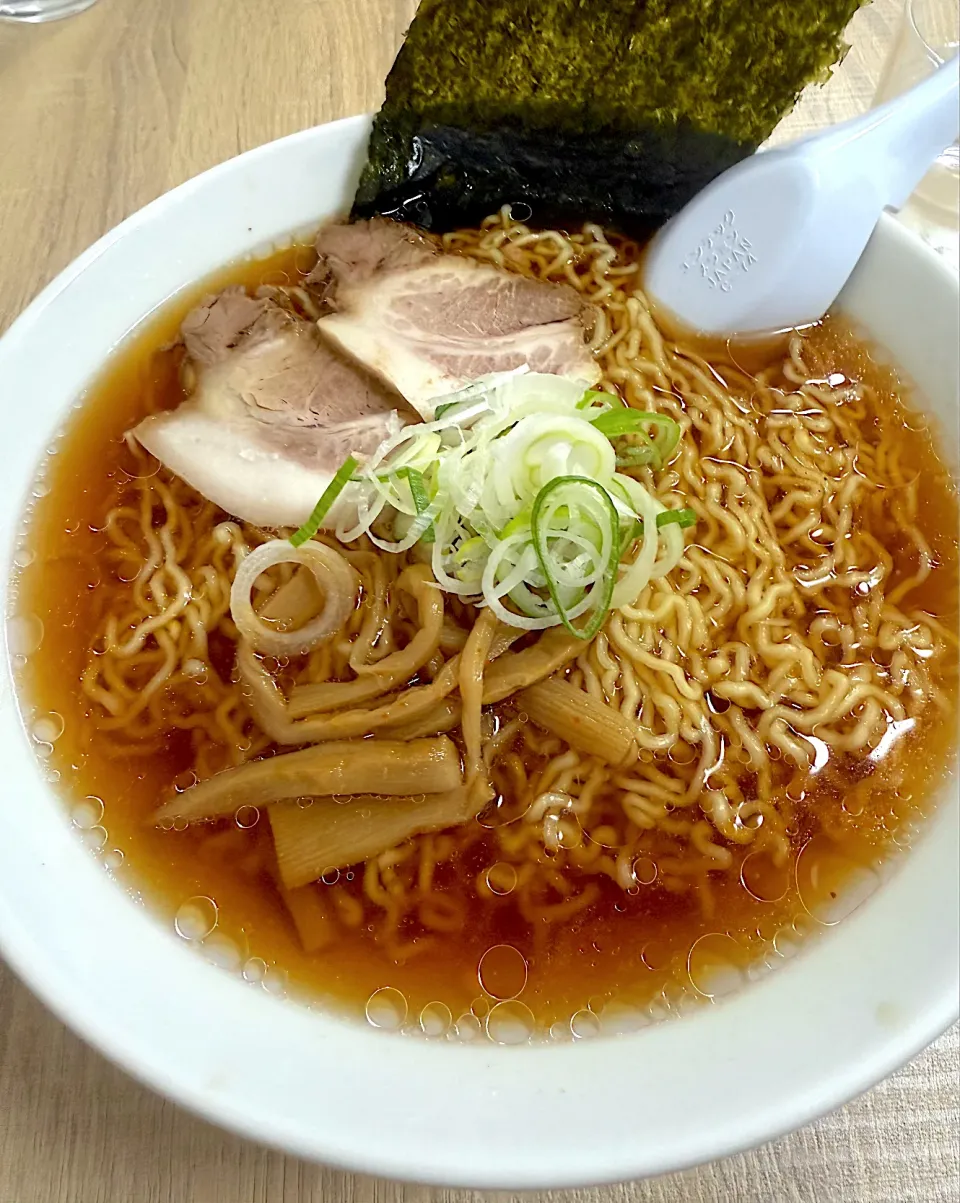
[0,2,957,1200]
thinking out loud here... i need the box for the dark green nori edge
[353,0,864,234]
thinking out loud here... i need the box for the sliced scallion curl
[656,507,697,530]
[591,409,681,469]
[294,374,691,632]
[290,456,358,547]
[396,467,435,543]
[530,476,619,641]
[230,539,358,657]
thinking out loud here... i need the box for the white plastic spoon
[643,54,960,338]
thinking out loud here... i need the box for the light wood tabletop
[0,2,957,1200]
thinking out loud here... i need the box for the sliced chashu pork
[133,287,414,529]
[310,219,601,417]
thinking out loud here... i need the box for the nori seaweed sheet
[353,0,865,233]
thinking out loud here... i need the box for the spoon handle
[805,54,959,211]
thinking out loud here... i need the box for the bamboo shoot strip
[287,564,443,718]
[379,626,584,739]
[154,737,463,823]
[281,884,339,953]
[270,785,491,890]
[482,628,584,704]
[518,677,638,767]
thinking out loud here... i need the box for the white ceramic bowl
[0,117,957,1190]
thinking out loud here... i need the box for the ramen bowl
[0,116,957,1189]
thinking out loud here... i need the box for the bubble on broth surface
[640,939,671,971]
[242,957,267,984]
[740,849,790,903]
[486,1000,535,1045]
[203,933,242,972]
[419,1001,452,1038]
[174,896,218,942]
[632,856,658,886]
[453,1014,482,1042]
[366,987,407,1031]
[601,1004,650,1035]
[773,926,802,959]
[102,848,124,872]
[81,825,108,852]
[262,967,288,997]
[469,995,490,1019]
[478,944,528,1000]
[234,805,259,830]
[13,545,35,569]
[8,614,43,658]
[687,933,745,999]
[483,861,518,896]
[570,1009,602,1039]
[72,796,104,830]
[31,711,64,744]
[796,835,881,925]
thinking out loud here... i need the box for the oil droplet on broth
[81,825,108,852]
[569,1009,602,1039]
[174,896,218,941]
[486,1000,535,1045]
[453,1014,482,1042]
[7,614,44,657]
[262,967,288,997]
[243,957,267,984]
[31,711,65,744]
[72,795,104,830]
[483,861,518,896]
[796,834,881,925]
[477,944,528,1000]
[365,986,407,1031]
[419,1001,452,1038]
[102,848,124,872]
[600,1004,650,1035]
[687,933,745,999]
[740,849,790,902]
[202,934,242,972]
[632,856,658,886]
[641,939,671,971]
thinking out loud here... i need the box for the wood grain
[0,1,957,1200]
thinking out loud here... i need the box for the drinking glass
[873,0,960,227]
[0,0,99,21]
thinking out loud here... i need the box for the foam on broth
[11,242,959,1040]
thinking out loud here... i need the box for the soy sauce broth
[11,241,960,1039]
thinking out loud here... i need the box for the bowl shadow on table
[1,967,956,1203]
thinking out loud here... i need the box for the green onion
[577,388,612,409]
[530,475,619,642]
[434,401,459,419]
[290,456,358,547]
[396,467,436,543]
[656,507,697,530]
[591,409,681,472]
[615,445,659,469]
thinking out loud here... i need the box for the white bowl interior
[0,116,957,1190]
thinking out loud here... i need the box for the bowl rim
[0,116,957,1190]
